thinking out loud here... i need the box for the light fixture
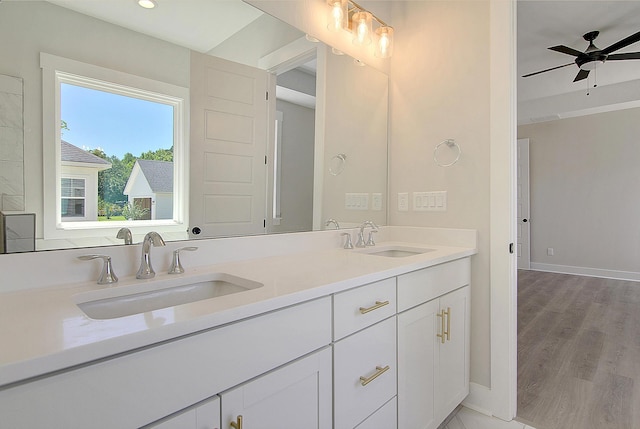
[305,34,320,43]
[137,0,156,9]
[327,0,347,32]
[375,26,394,58]
[326,0,394,58]
[351,10,372,46]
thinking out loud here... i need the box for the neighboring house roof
[61,140,111,166]
[135,159,174,193]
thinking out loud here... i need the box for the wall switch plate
[345,193,369,210]
[371,193,383,211]
[398,193,409,212]
[413,191,447,211]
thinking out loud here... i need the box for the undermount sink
[74,273,263,320]
[357,245,435,258]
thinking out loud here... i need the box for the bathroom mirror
[0,0,388,252]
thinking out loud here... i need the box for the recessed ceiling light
[138,0,156,9]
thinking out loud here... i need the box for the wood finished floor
[517,270,640,429]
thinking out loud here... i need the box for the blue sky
[60,83,174,159]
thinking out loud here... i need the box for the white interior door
[517,138,531,269]
[189,51,272,238]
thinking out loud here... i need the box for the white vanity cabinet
[220,347,332,429]
[0,297,332,429]
[397,259,471,429]
[146,396,221,429]
[333,278,397,429]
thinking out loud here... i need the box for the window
[41,53,189,241]
[61,178,86,218]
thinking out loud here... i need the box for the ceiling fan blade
[606,52,640,60]
[522,62,574,78]
[549,45,583,57]
[601,30,640,54]
[573,69,590,82]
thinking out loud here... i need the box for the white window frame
[41,53,189,241]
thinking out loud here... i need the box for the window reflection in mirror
[60,82,175,224]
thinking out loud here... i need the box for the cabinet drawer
[333,277,396,340]
[355,397,397,429]
[397,258,470,312]
[334,317,397,429]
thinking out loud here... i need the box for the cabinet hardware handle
[230,415,243,429]
[359,300,390,314]
[444,307,451,341]
[359,365,390,386]
[437,310,446,343]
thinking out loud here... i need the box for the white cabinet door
[220,347,332,429]
[397,298,439,429]
[435,286,470,418]
[147,396,220,429]
[397,285,470,429]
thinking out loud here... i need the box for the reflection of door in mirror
[189,52,271,239]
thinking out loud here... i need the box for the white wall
[0,1,190,238]
[518,108,640,279]
[388,1,492,387]
[321,49,388,227]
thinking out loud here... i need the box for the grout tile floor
[440,407,537,429]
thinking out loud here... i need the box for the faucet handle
[366,229,378,247]
[168,246,198,274]
[78,254,118,285]
[341,232,354,249]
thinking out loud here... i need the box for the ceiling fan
[522,30,640,82]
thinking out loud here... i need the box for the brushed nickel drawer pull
[359,300,390,314]
[359,365,390,386]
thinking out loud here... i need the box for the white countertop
[0,237,476,387]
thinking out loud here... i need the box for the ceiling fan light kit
[522,29,640,83]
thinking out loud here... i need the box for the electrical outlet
[398,193,409,212]
[547,247,554,256]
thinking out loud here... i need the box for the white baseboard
[462,382,495,417]
[530,263,640,282]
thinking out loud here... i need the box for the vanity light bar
[326,0,394,58]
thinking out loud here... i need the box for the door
[517,138,531,269]
[435,286,470,421]
[397,299,439,429]
[220,348,332,429]
[189,51,273,238]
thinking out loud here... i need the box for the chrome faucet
[136,231,165,279]
[325,218,340,230]
[356,220,378,248]
[116,227,132,245]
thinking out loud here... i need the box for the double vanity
[0,226,476,429]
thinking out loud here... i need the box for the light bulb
[375,27,394,58]
[327,0,346,32]
[352,11,372,46]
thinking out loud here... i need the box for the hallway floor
[517,270,640,428]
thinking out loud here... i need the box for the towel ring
[329,153,347,176]
[434,139,461,167]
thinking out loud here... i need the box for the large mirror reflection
[0,0,388,253]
